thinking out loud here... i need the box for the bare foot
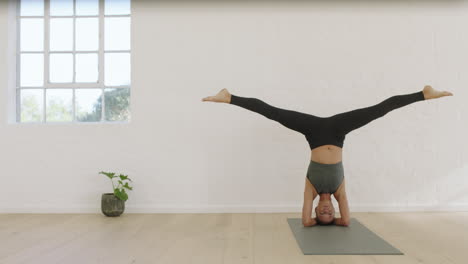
[201,88,232,103]
[422,85,453,100]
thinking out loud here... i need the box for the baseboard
[1,203,468,213]
[350,203,468,212]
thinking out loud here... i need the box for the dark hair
[314,217,334,226]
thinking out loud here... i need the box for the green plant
[99,171,133,201]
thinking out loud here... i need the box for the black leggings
[229,91,425,150]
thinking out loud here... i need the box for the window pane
[50,53,73,83]
[76,18,99,51]
[105,17,130,51]
[105,0,130,15]
[76,89,102,122]
[50,0,74,16]
[104,88,130,121]
[20,54,44,87]
[50,18,73,51]
[20,19,44,51]
[21,0,44,16]
[20,89,44,122]
[76,53,98,82]
[46,89,73,122]
[76,0,99,16]
[105,53,130,86]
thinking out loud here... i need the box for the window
[17,0,131,123]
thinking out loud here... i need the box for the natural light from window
[17,0,131,123]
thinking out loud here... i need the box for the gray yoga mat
[287,218,403,255]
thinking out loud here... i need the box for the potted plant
[99,171,133,217]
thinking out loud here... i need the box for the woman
[202,85,452,227]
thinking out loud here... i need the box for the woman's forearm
[303,217,317,227]
[333,217,350,226]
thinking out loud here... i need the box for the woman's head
[315,199,335,225]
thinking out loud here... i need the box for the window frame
[13,0,131,124]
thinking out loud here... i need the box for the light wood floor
[0,212,466,264]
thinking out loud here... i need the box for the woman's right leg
[328,91,426,135]
[327,85,454,136]
[229,94,321,135]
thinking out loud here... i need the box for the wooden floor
[0,212,466,264]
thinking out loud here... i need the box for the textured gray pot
[101,193,125,217]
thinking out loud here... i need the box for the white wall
[1,0,467,213]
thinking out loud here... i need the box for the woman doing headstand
[202,85,452,227]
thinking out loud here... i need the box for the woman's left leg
[229,94,323,135]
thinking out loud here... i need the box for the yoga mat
[287,218,403,255]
